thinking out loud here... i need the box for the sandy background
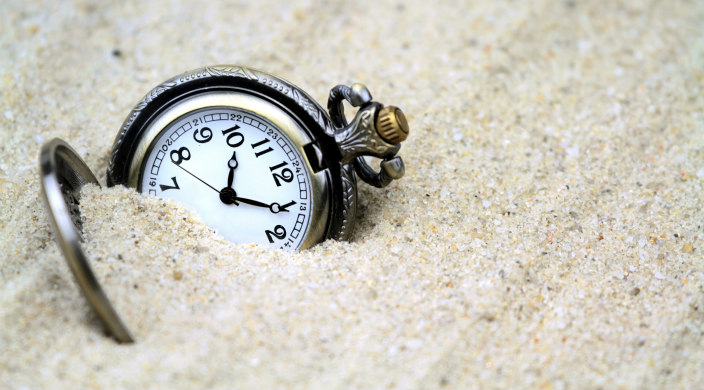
[2,0,704,388]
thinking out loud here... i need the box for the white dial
[140,106,313,250]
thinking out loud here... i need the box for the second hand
[174,163,220,194]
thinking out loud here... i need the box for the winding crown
[375,106,409,144]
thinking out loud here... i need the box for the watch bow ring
[327,83,408,188]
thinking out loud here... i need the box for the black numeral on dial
[269,161,294,186]
[251,138,273,158]
[222,125,244,147]
[159,176,180,191]
[193,127,212,143]
[265,225,287,243]
[170,147,191,165]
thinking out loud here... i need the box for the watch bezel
[131,93,329,250]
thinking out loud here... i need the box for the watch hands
[220,150,240,205]
[174,151,293,213]
[226,150,237,188]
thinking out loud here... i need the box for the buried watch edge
[39,138,134,343]
[107,65,409,249]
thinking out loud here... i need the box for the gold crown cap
[375,106,409,144]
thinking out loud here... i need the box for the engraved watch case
[107,65,408,244]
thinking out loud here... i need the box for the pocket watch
[106,65,409,250]
[39,65,409,342]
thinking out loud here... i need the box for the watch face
[139,106,313,250]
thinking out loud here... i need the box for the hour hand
[226,150,238,188]
[219,151,239,205]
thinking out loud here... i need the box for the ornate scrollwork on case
[326,83,408,190]
[208,66,335,137]
[107,79,177,182]
[132,81,178,111]
[291,88,331,136]
[334,105,400,165]
[331,163,358,241]
[205,65,257,80]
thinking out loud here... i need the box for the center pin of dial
[219,187,238,205]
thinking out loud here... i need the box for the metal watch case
[107,65,408,247]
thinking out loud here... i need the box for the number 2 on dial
[265,225,286,243]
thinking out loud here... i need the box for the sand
[1,0,703,388]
